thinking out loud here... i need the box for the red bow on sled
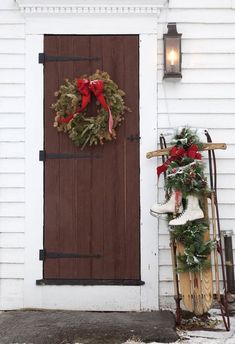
[156,144,202,177]
[59,79,113,134]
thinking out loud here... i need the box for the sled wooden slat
[176,241,194,312]
[193,272,204,316]
[146,143,227,159]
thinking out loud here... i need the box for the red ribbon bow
[156,144,201,177]
[59,79,113,134]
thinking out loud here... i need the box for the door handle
[127,134,141,142]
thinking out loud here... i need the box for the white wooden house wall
[0,0,25,309]
[157,0,235,308]
[0,0,235,310]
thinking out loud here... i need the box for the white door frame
[19,1,163,311]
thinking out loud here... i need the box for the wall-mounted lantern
[163,23,182,79]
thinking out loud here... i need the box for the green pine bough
[170,221,215,273]
[52,70,130,149]
[165,128,214,272]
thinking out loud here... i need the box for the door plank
[44,35,140,281]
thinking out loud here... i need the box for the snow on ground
[123,309,235,344]
[124,338,235,344]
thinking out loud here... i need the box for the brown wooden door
[43,35,140,283]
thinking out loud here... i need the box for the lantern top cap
[165,22,182,37]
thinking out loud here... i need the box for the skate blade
[150,210,168,220]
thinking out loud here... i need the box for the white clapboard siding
[0,202,24,217]
[0,188,24,202]
[159,248,172,266]
[0,84,24,97]
[0,40,25,54]
[0,232,24,248]
[0,142,24,158]
[0,1,25,309]
[159,9,235,23]
[158,84,235,99]
[0,97,24,113]
[158,2,235,304]
[0,159,25,173]
[0,128,25,141]
[158,114,235,129]
[160,69,235,84]
[158,39,235,54]
[220,219,235,231]
[208,129,235,144]
[160,281,174,296]
[0,11,25,24]
[0,114,24,128]
[0,279,24,310]
[0,54,24,69]
[159,266,174,282]
[0,69,25,84]
[158,23,235,39]
[0,248,24,263]
[0,263,24,278]
[0,25,25,39]
[0,217,25,233]
[0,174,24,188]
[158,53,235,69]
[158,99,235,114]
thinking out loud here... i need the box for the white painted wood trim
[24,34,44,308]
[24,32,159,311]
[16,0,167,15]
[139,34,159,310]
[22,3,160,310]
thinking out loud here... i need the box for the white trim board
[16,0,167,14]
[22,7,160,311]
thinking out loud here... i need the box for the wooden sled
[147,130,230,330]
[175,197,213,317]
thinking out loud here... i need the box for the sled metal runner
[147,130,230,331]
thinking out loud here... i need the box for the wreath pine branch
[52,70,130,149]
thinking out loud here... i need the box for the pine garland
[166,161,208,197]
[163,128,214,273]
[170,221,215,273]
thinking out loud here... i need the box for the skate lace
[172,207,187,220]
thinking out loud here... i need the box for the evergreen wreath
[52,70,130,149]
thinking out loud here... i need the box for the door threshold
[36,279,145,286]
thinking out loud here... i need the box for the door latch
[127,134,141,142]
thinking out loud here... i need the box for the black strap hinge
[39,150,101,161]
[38,53,101,64]
[39,150,46,161]
[38,53,45,64]
[39,249,102,261]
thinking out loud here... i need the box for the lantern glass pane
[165,37,180,74]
